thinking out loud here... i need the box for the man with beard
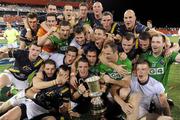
[20,12,39,49]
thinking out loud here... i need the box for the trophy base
[90,92,102,97]
[91,97,107,116]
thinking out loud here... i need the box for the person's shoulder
[149,76,163,86]
[135,21,149,32]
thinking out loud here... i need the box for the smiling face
[78,61,89,78]
[75,32,86,46]
[28,44,41,61]
[151,35,165,55]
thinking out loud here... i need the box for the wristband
[33,93,37,99]
[77,88,83,95]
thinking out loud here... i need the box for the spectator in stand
[147,19,154,29]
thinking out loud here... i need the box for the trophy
[85,76,106,118]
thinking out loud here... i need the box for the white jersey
[69,38,81,49]
[131,75,165,111]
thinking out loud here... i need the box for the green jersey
[48,35,70,54]
[143,51,178,87]
[98,57,132,80]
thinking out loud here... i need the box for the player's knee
[119,87,130,100]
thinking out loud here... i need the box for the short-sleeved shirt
[48,35,72,54]
[98,56,132,80]
[131,75,165,110]
[20,26,39,46]
[37,27,55,52]
[4,28,19,44]
[8,50,43,81]
[143,51,178,87]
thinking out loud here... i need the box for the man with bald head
[118,9,149,36]
[117,9,150,48]
[89,1,103,27]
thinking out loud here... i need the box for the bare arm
[103,74,131,88]
[32,72,56,89]
[159,93,171,116]
[40,21,49,32]
[175,53,180,62]
[0,52,9,59]
[37,26,57,46]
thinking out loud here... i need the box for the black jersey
[20,25,39,46]
[34,71,71,110]
[8,50,43,81]
[117,21,149,36]
[117,43,138,61]
[88,12,102,28]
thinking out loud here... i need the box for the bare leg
[41,116,56,120]
[0,106,22,120]
[0,101,13,114]
[0,74,11,89]
[127,92,141,120]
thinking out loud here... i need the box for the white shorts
[40,51,64,68]
[7,42,18,48]
[8,90,27,106]
[25,100,49,119]
[0,70,29,90]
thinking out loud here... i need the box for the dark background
[98,0,179,27]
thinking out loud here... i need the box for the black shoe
[167,98,174,109]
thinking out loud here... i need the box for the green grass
[0,37,180,119]
[168,64,180,120]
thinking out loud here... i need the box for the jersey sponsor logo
[149,68,164,75]
[108,70,123,80]
[23,65,32,71]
